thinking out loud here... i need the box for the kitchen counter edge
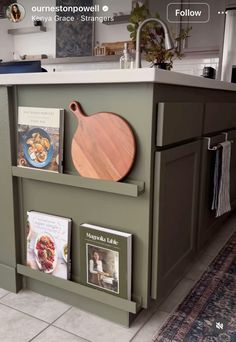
[0,68,236,91]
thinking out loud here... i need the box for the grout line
[28,305,92,342]
[130,234,223,342]
[129,309,170,342]
[128,299,171,342]
[48,325,93,342]
[129,311,158,341]
[28,325,50,342]
[29,305,92,342]
[0,301,50,324]
[0,294,117,342]
[50,305,72,326]
[29,325,92,342]
[131,225,236,341]
[0,292,11,301]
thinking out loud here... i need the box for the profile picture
[86,244,119,294]
[6,3,25,23]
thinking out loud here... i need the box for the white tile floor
[0,214,235,342]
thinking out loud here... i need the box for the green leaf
[130,32,136,39]
[127,24,134,32]
[128,2,191,64]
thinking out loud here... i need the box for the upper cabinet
[226,0,236,7]
[179,0,225,54]
[148,0,181,37]
[148,0,225,54]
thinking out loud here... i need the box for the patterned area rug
[152,232,236,342]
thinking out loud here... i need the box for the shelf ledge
[12,166,145,197]
[17,264,140,314]
[8,27,46,35]
[102,14,130,25]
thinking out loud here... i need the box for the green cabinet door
[152,140,201,301]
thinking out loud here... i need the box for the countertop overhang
[0,68,236,92]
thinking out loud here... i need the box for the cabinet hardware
[205,136,234,151]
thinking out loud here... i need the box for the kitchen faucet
[135,18,175,68]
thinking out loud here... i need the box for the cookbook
[26,211,72,280]
[79,223,132,299]
[17,106,64,173]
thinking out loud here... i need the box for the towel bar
[205,137,234,151]
[222,132,234,142]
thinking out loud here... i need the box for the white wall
[43,57,219,78]
[12,0,56,58]
[173,57,219,77]
[94,0,132,43]
[0,19,14,61]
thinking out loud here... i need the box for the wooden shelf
[12,167,145,197]
[17,265,139,314]
[103,15,130,25]
[8,27,46,35]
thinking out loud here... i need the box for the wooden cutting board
[69,101,136,181]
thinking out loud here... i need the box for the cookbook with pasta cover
[17,106,64,172]
[26,211,72,280]
[79,223,132,300]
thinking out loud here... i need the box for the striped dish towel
[211,148,221,210]
[216,141,231,217]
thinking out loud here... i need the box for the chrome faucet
[135,18,175,68]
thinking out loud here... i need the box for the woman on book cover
[89,250,109,287]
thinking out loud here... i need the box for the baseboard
[0,263,22,292]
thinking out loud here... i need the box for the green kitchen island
[0,68,236,326]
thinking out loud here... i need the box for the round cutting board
[69,101,136,181]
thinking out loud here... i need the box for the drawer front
[204,103,236,134]
[156,102,204,146]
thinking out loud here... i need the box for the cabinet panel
[152,140,201,300]
[204,103,236,134]
[181,0,225,53]
[226,0,236,7]
[156,102,204,146]
[148,0,180,36]
[148,0,225,53]
[0,87,15,266]
[0,87,21,292]
[9,82,155,324]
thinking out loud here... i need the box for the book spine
[59,110,65,173]
[67,220,72,280]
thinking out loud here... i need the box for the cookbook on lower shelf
[79,223,132,300]
[17,106,64,173]
[26,211,72,280]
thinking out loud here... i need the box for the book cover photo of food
[79,223,132,299]
[17,106,64,173]
[26,211,72,279]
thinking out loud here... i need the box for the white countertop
[1,68,236,91]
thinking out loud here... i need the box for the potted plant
[127,3,191,70]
